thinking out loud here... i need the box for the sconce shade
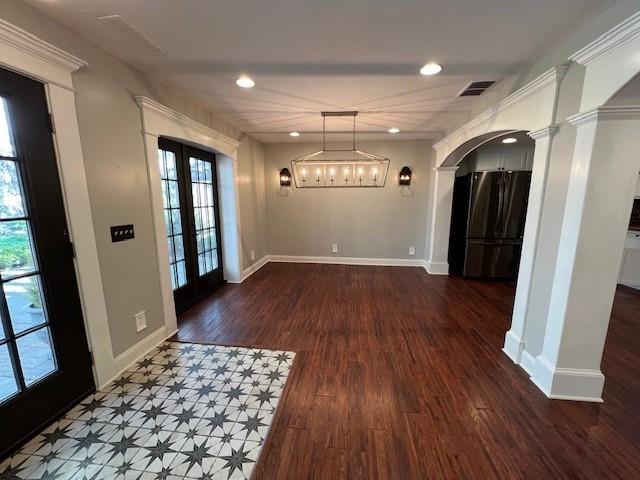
[280,168,292,187]
[399,166,412,186]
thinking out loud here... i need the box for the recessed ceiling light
[420,63,442,76]
[236,76,255,88]
[289,131,300,137]
[388,127,400,134]
[502,137,517,144]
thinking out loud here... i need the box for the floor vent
[458,80,497,97]
[97,14,167,56]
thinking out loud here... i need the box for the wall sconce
[399,166,412,186]
[280,168,292,187]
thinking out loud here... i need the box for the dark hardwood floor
[175,263,640,479]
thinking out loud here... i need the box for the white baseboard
[100,326,177,389]
[267,254,426,267]
[229,254,443,284]
[425,260,449,275]
[237,255,269,282]
[520,350,536,376]
[502,329,525,363]
[530,355,604,403]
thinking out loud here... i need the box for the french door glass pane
[0,160,25,218]
[5,275,47,335]
[16,327,56,386]
[189,157,217,277]
[0,220,37,278]
[0,93,58,402]
[0,344,18,402]
[158,148,187,290]
[0,97,16,158]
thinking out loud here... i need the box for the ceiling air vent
[97,15,167,56]
[458,81,497,97]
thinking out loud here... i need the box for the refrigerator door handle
[495,173,505,238]
[500,173,512,237]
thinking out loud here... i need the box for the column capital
[568,105,640,127]
[528,125,559,140]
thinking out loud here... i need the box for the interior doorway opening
[448,131,534,280]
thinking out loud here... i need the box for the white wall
[264,140,432,260]
[236,136,268,268]
[0,0,267,355]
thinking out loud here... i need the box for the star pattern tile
[1,342,294,480]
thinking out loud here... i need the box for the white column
[426,167,458,274]
[503,126,557,364]
[531,106,640,402]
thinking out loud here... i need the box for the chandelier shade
[290,111,390,188]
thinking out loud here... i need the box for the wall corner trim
[0,18,87,73]
[567,105,640,126]
[569,12,640,66]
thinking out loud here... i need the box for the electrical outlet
[250,250,255,261]
[134,311,147,332]
[409,246,415,256]
[332,243,338,253]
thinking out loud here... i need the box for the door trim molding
[136,96,243,338]
[0,20,115,386]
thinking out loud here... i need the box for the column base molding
[502,330,525,363]
[530,355,604,402]
[425,261,449,275]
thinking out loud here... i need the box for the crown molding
[433,65,568,151]
[528,125,559,140]
[0,18,86,73]
[567,105,640,126]
[569,12,640,66]
[135,96,241,152]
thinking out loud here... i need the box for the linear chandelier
[290,111,390,188]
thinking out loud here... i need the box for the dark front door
[157,138,224,314]
[0,67,95,458]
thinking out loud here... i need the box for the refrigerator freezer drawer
[463,241,523,279]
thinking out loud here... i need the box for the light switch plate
[134,311,147,332]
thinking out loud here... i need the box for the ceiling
[26,0,615,143]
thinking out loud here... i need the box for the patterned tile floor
[0,341,295,480]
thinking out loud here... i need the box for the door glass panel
[0,97,16,158]
[0,220,37,278]
[0,344,18,402]
[189,157,217,276]
[158,148,187,290]
[16,327,56,386]
[0,93,59,402]
[0,159,25,218]
[5,275,47,335]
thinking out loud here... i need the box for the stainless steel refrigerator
[449,171,531,279]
